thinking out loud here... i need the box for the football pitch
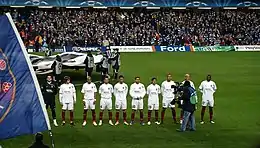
[1,52,260,148]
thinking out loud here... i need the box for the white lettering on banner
[28,49,34,52]
[72,47,100,52]
[110,46,153,52]
[235,46,260,51]
[160,46,186,52]
[54,49,64,52]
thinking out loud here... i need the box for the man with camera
[180,74,195,124]
[177,81,197,132]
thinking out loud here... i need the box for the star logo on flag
[2,82,12,93]
[0,59,6,70]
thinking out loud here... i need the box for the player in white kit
[199,74,217,124]
[98,77,114,126]
[182,74,195,89]
[180,74,196,124]
[114,75,129,125]
[129,76,146,125]
[161,73,177,124]
[81,76,98,127]
[59,76,76,126]
[147,78,161,125]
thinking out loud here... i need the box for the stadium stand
[0,7,259,47]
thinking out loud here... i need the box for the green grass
[1,52,260,148]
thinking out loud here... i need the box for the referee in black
[41,75,58,127]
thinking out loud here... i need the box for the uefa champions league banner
[193,46,235,52]
[0,0,259,7]
[0,13,51,139]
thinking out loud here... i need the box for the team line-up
[42,73,217,128]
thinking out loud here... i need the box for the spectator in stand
[0,7,259,47]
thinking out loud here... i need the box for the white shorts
[83,99,95,110]
[62,103,74,111]
[115,100,127,110]
[100,99,112,110]
[202,100,214,107]
[162,99,175,108]
[132,99,143,110]
[148,102,159,110]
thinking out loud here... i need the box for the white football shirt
[81,82,97,100]
[147,84,161,104]
[114,82,128,101]
[199,80,217,100]
[129,83,146,99]
[99,83,113,99]
[59,83,76,103]
[161,80,176,100]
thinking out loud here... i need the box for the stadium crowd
[0,7,260,47]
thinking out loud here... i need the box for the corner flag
[0,13,51,139]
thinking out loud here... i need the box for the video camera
[170,82,184,108]
[171,82,184,94]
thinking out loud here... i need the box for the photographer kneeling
[177,81,197,132]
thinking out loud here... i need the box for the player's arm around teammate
[114,75,129,126]
[98,77,114,126]
[81,76,98,127]
[199,74,217,124]
[59,76,76,126]
[147,78,161,125]
[129,76,146,126]
[160,73,177,124]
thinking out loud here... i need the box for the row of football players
[58,73,217,126]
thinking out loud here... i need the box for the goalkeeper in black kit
[41,75,58,127]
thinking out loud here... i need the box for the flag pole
[49,130,55,148]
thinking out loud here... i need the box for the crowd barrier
[27,45,260,53]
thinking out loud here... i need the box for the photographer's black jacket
[84,53,94,69]
[181,86,196,113]
[111,52,120,68]
[29,142,49,148]
[41,81,57,101]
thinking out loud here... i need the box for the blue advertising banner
[0,13,50,139]
[154,46,191,52]
[0,0,259,7]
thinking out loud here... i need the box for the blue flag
[0,13,51,139]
